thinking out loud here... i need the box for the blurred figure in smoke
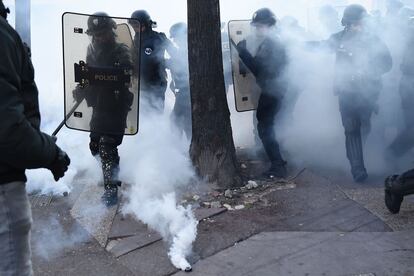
[387,15,414,159]
[326,5,392,182]
[386,0,404,18]
[168,22,192,139]
[236,8,288,178]
[0,1,70,274]
[318,4,342,38]
[73,12,133,207]
[384,169,414,214]
[221,22,233,94]
[279,16,311,42]
[277,16,311,129]
[129,10,173,112]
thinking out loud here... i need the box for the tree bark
[187,0,242,188]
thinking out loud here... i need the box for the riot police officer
[318,5,342,38]
[129,10,173,112]
[73,12,133,207]
[236,8,288,178]
[327,5,392,182]
[168,22,191,139]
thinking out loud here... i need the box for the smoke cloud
[11,0,414,269]
[120,103,198,271]
[32,216,89,260]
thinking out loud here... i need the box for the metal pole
[52,100,83,137]
[15,0,30,47]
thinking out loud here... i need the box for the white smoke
[120,104,198,271]
[223,0,414,178]
[32,216,89,260]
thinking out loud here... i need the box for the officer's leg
[89,132,100,157]
[340,99,367,182]
[388,78,414,157]
[99,135,123,207]
[179,91,192,140]
[385,168,414,214]
[256,94,286,178]
[360,106,373,145]
[153,84,167,112]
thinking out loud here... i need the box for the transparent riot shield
[62,12,140,135]
[228,20,261,112]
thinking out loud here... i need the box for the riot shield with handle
[228,20,262,112]
[61,12,140,136]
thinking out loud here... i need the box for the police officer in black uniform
[236,8,288,178]
[73,12,133,207]
[168,22,192,139]
[129,10,173,112]
[326,5,392,182]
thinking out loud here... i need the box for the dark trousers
[0,182,32,276]
[141,84,167,112]
[90,133,123,187]
[389,77,414,156]
[256,93,285,165]
[339,93,374,171]
[172,88,192,139]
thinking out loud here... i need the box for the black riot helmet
[86,12,116,36]
[169,22,187,39]
[0,0,10,20]
[341,4,367,26]
[129,10,156,29]
[251,8,277,27]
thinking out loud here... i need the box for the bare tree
[187,0,242,188]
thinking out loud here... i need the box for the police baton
[229,38,238,51]
[52,99,83,137]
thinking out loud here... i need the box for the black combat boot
[102,182,119,207]
[352,166,368,183]
[384,173,414,214]
[262,162,287,179]
[99,136,121,207]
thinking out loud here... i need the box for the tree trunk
[187,0,242,188]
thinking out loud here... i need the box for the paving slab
[70,183,118,247]
[118,240,178,276]
[31,191,134,276]
[194,207,227,221]
[106,207,227,258]
[108,229,162,258]
[262,169,391,232]
[108,213,146,240]
[174,231,414,276]
[344,187,414,231]
[30,194,53,208]
[109,207,226,241]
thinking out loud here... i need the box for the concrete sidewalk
[175,231,414,276]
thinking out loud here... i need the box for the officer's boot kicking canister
[99,137,121,207]
[385,170,414,214]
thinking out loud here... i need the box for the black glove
[48,146,70,181]
[72,88,84,103]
